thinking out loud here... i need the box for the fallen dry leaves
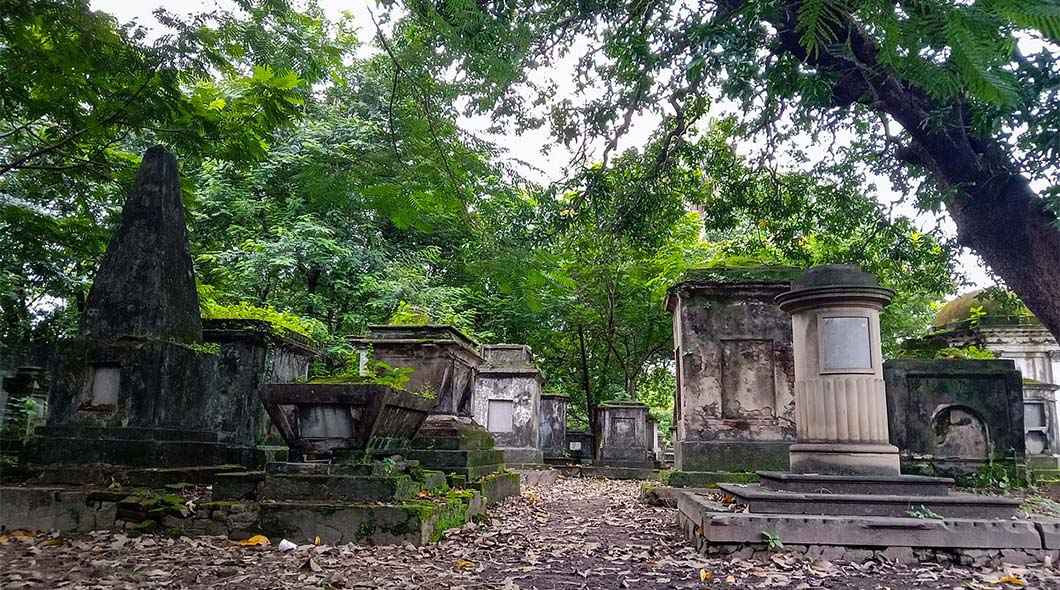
[0,478,1058,589]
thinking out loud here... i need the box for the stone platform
[0,459,519,546]
[677,470,1059,555]
[719,482,1021,519]
[21,426,232,468]
[678,492,1060,550]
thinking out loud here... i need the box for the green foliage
[934,346,997,360]
[968,305,988,327]
[0,396,47,442]
[0,0,341,354]
[389,302,432,326]
[313,360,415,390]
[761,531,784,549]
[200,295,327,342]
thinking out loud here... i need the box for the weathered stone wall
[472,345,543,465]
[664,271,798,472]
[884,359,1024,466]
[44,340,222,432]
[204,319,315,448]
[594,402,653,468]
[908,318,1060,464]
[539,394,567,459]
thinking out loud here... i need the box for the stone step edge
[718,483,1022,506]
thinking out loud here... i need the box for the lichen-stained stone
[664,267,800,472]
[472,344,544,467]
[539,393,568,460]
[79,146,202,344]
[884,359,1024,468]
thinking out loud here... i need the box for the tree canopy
[0,0,986,427]
[388,0,1060,344]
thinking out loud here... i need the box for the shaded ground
[1,477,1057,589]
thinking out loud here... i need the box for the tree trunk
[578,324,596,434]
[760,0,1060,341]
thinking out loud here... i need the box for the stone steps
[718,483,1022,519]
[261,474,422,503]
[678,491,1059,550]
[757,471,953,496]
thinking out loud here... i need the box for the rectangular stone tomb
[473,344,544,467]
[261,383,436,458]
[664,269,799,473]
[349,325,484,417]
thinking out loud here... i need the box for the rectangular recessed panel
[487,399,514,433]
[611,417,637,444]
[721,340,776,418]
[569,441,582,451]
[1025,402,1046,428]
[298,405,354,439]
[90,366,121,406]
[822,316,872,370]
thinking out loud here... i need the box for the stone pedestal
[594,401,653,468]
[22,340,227,467]
[472,345,544,467]
[776,265,899,476]
[539,393,568,460]
[664,268,798,473]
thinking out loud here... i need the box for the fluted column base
[789,442,899,476]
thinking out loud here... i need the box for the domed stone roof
[931,290,1031,328]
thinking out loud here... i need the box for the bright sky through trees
[89,0,992,289]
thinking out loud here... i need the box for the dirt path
[1,477,1057,589]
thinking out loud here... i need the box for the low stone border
[695,541,1060,568]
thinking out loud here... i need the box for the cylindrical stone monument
[775,265,900,476]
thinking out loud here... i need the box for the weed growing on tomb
[761,531,783,549]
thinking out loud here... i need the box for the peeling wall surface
[472,345,543,464]
[539,395,567,458]
[665,277,797,471]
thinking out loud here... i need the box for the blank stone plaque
[487,400,514,433]
[298,405,354,439]
[89,366,121,406]
[822,316,872,370]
